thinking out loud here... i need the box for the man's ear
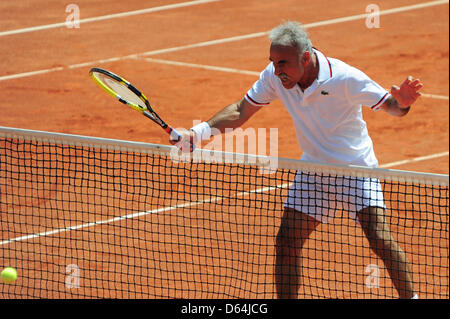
[300,50,311,65]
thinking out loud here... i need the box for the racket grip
[167,127,196,152]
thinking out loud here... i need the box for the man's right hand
[170,128,196,153]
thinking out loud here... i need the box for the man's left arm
[380,76,423,117]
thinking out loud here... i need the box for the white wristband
[190,122,211,143]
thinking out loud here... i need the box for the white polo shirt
[244,49,390,167]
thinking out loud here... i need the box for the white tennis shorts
[284,172,386,224]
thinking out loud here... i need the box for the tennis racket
[89,67,181,141]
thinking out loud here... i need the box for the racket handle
[168,127,181,141]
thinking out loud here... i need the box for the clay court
[0,0,448,299]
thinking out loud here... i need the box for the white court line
[140,57,449,101]
[0,195,225,246]
[420,93,449,100]
[0,0,221,37]
[121,0,450,58]
[0,151,447,246]
[0,183,289,247]
[140,57,260,76]
[0,0,448,82]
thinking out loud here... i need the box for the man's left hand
[390,76,423,108]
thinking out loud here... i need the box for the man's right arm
[206,97,262,134]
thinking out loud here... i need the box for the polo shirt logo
[321,90,329,95]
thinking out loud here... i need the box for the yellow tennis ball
[1,267,18,284]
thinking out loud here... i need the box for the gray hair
[269,21,313,56]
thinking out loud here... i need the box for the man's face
[269,44,308,89]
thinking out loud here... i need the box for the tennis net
[0,126,448,299]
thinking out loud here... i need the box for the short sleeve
[244,63,278,106]
[345,67,390,111]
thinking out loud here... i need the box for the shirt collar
[313,48,332,83]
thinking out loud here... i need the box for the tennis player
[173,21,422,299]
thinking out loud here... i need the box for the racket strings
[96,72,147,109]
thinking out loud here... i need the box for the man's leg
[275,207,320,299]
[357,206,416,299]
